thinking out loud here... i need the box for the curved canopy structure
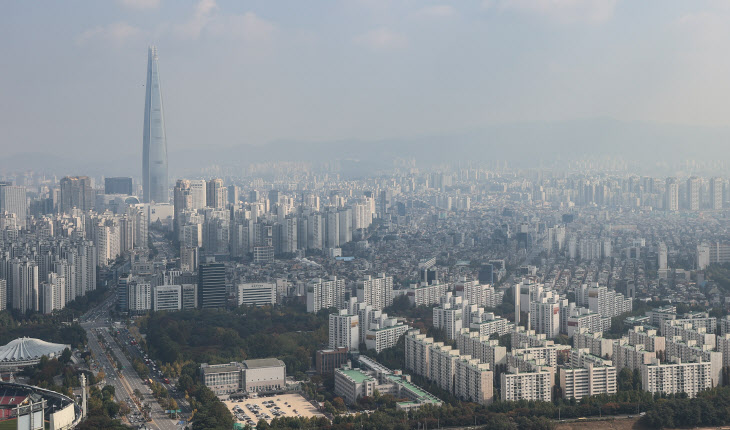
[0,338,69,367]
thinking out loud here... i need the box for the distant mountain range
[3,118,729,178]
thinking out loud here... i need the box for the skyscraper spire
[142,45,169,203]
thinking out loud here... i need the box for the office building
[236,283,276,307]
[152,284,182,312]
[104,177,133,195]
[198,262,227,309]
[315,347,349,374]
[142,46,168,204]
[181,283,197,310]
[200,358,286,395]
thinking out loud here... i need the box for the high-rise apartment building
[142,46,169,204]
[60,176,94,213]
[11,259,38,312]
[206,179,226,209]
[710,177,723,210]
[329,310,359,350]
[665,177,679,212]
[686,176,701,211]
[356,274,393,311]
[306,276,345,313]
[641,357,712,398]
[0,183,27,228]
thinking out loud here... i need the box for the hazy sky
[2,0,730,161]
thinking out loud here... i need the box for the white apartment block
[529,293,561,338]
[429,343,460,393]
[612,340,655,371]
[454,279,499,308]
[454,356,493,405]
[456,329,507,369]
[559,350,616,400]
[404,329,496,404]
[356,274,393,311]
[627,326,666,353]
[405,330,432,379]
[511,346,558,368]
[306,276,345,313]
[641,357,712,398]
[661,313,716,336]
[511,327,554,349]
[236,282,276,307]
[500,368,552,402]
[406,282,449,307]
[433,293,465,340]
[566,307,606,337]
[329,309,359,350]
[470,312,513,338]
[577,283,632,319]
[720,316,730,336]
[663,321,716,349]
[718,334,730,368]
[665,338,722,387]
[364,314,408,353]
[128,281,151,312]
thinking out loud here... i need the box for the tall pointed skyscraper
[142,46,169,203]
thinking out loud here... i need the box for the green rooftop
[339,368,373,384]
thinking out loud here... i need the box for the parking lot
[222,393,325,426]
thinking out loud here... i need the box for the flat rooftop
[338,368,373,384]
[244,358,285,369]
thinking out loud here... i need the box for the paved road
[81,293,184,430]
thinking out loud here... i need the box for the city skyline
[4,1,730,172]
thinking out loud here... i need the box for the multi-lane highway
[81,293,184,430]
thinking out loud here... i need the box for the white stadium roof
[0,338,69,363]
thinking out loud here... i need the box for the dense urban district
[4,47,730,430]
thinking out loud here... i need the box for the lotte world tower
[142,46,168,203]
